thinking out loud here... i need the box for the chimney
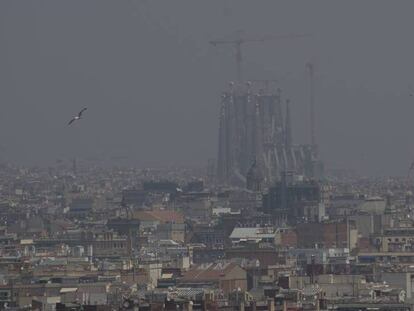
[310,255,316,284]
[267,298,275,311]
[184,301,193,311]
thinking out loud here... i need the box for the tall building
[217,81,322,187]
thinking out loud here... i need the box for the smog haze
[0,0,413,176]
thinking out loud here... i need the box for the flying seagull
[68,108,87,126]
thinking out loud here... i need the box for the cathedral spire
[285,99,292,149]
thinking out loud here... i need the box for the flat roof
[358,252,414,256]
[60,288,78,293]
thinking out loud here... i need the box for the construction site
[212,33,323,187]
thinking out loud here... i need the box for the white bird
[68,108,87,126]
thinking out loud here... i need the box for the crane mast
[307,62,316,149]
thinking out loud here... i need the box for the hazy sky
[1,1,414,176]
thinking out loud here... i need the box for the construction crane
[119,200,136,274]
[210,30,311,82]
[407,160,414,183]
[306,62,317,149]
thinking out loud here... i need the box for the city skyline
[2,2,414,310]
[1,1,414,176]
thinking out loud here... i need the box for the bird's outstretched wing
[68,118,76,126]
[78,107,87,118]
